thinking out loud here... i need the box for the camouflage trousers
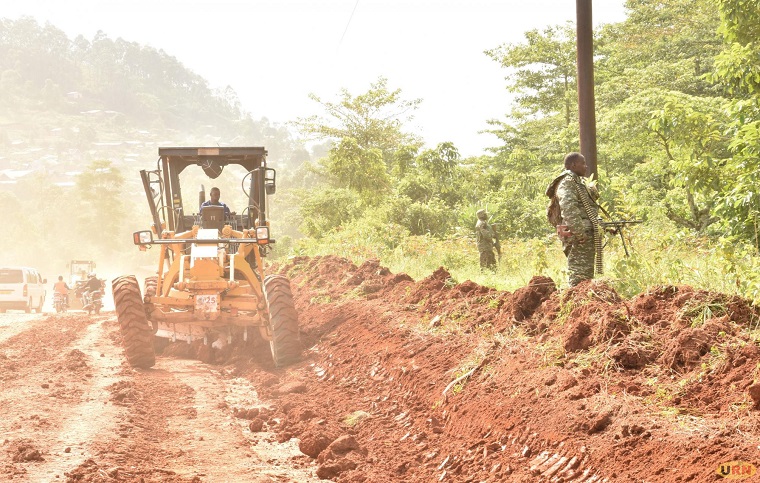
[564,237,595,286]
[479,249,496,271]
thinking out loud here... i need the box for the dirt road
[0,312,317,482]
[3,255,760,482]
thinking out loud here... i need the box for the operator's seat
[201,206,225,230]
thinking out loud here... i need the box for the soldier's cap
[476,209,486,217]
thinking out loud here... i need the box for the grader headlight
[255,226,269,245]
[133,230,154,245]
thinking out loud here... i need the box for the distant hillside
[0,16,307,175]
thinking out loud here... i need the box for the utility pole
[576,0,597,179]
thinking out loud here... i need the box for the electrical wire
[338,0,360,47]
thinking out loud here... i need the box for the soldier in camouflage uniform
[475,209,499,271]
[551,152,598,286]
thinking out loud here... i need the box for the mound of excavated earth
[243,255,760,482]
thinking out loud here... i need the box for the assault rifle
[598,219,642,257]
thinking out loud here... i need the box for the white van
[0,267,47,313]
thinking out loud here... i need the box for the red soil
[238,255,760,482]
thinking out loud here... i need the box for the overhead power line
[338,0,360,48]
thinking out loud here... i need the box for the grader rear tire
[112,275,155,369]
[264,275,301,367]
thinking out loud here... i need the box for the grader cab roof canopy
[144,147,273,235]
[158,147,267,173]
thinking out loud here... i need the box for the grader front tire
[112,276,156,369]
[264,275,301,367]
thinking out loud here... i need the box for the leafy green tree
[646,93,730,231]
[589,0,727,229]
[596,0,722,101]
[322,137,389,204]
[714,0,760,87]
[289,78,428,238]
[595,0,723,178]
[415,142,463,207]
[710,0,760,97]
[485,23,577,124]
[293,77,422,161]
[485,23,579,159]
[709,0,760,247]
[390,144,419,178]
[385,196,451,237]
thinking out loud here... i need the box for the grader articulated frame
[112,147,300,369]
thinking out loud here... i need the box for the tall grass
[277,222,760,302]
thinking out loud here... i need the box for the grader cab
[112,147,300,369]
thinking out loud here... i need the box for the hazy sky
[6,0,627,157]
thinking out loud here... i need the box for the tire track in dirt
[0,313,122,480]
[65,354,319,481]
[160,361,318,482]
[23,317,125,481]
[220,372,319,481]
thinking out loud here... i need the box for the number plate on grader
[195,294,219,313]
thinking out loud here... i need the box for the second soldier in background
[475,209,500,272]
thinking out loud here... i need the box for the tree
[646,93,730,231]
[292,77,422,161]
[596,0,722,100]
[709,0,760,247]
[298,188,363,238]
[322,137,389,204]
[711,0,760,97]
[486,23,577,125]
[485,23,580,160]
[415,142,463,207]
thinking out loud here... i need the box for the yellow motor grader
[112,147,301,369]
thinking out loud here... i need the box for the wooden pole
[576,0,597,178]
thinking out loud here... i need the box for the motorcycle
[53,292,69,313]
[83,290,103,315]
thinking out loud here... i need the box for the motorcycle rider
[53,275,70,308]
[82,272,102,310]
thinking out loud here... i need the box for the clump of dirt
[61,349,88,372]
[108,380,137,405]
[507,275,556,322]
[6,440,44,463]
[562,317,593,352]
[608,330,658,369]
[233,256,760,481]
